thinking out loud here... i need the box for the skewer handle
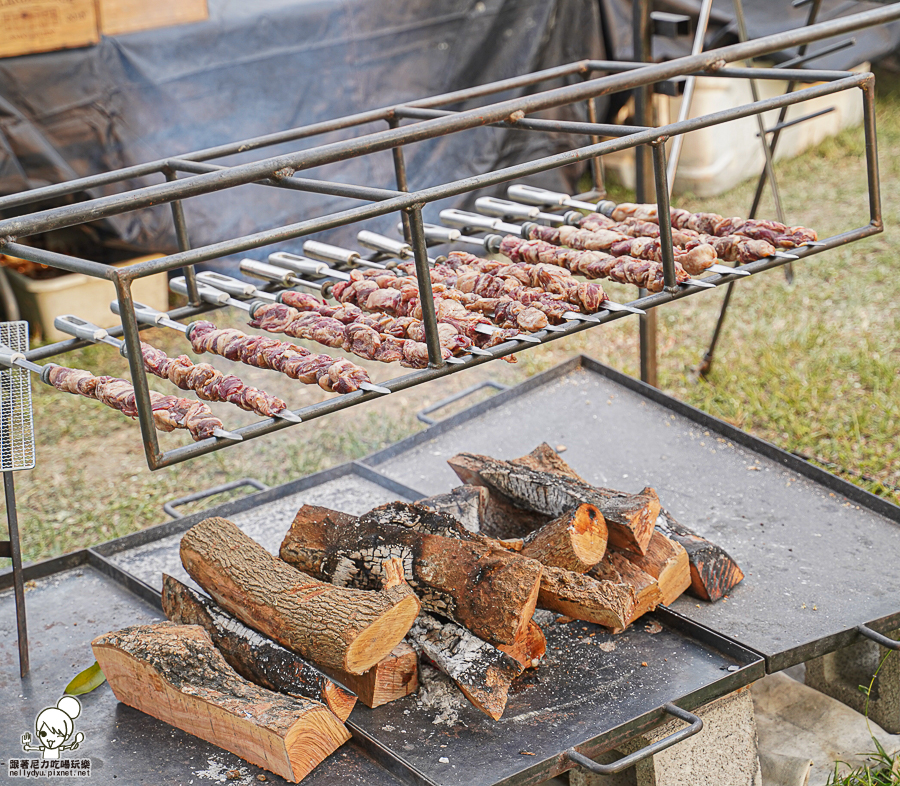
[54,315,122,346]
[475,196,541,220]
[439,209,522,235]
[416,223,460,243]
[196,270,276,301]
[506,184,569,206]
[239,260,304,288]
[302,240,360,266]
[171,277,250,312]
[267,252,347,280]
[357,231,413,259]
[110,300,187,332]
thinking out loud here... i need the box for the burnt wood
[420,485,487,533]
[161,574,357,722]
[180,516,421,675]
[92,622,350,783]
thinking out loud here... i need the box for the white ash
[415,663,466,726]
[531,609,557,627]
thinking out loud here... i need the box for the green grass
[2,69,899,562]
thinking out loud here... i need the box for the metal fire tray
[363,355,900,674]
[1,460,762,786]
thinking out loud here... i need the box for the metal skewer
[55,313,301,425]
[111,299,390,395]
[0,335,243,441]
[196,269,277,302]
[267,252,352,281]
[475,199,746,279]
[303,240,388,270]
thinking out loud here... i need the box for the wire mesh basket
[0,321,35,471]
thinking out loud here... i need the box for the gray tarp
[0,0,897,270]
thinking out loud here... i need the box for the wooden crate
[0,0,98,59]
[97,0,208,36]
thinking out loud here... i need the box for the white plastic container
[4,254,168,342]
[604,62,868,197]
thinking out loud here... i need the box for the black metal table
[1,461,762,786]
[363,355,900,673]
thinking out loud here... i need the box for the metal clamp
[857,624,900,650]
[416,380,509,425]
[565,704,703,775]
[163,478,269,519]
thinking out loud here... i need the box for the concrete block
[570,688,761,786]
[805,627,900,734]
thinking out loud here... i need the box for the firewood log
[611,531,690,606]
[512,442,586,481]
[655,509,744,601]
[448,451,659,555]
[280,505,541,646]
[420,485,487,533]
[497,620,547,670]
[180,516,420,675]
[161,574,357,722]
[589,553,663,632]
[498,504,607,573]
[318,643,418,709]
[406,613,523,720]
[537,566,636,630]
[93,622,350,783]
[481,486,553,539]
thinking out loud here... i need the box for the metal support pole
[582,73,606,196]
[405,206,444,367]
[114,274,163,469]
[164,170,200,306]
[862,80,882,228]
[634,0,658,387]
[389,118,413,244]
[652,141,678,290]
[4,470,28,677]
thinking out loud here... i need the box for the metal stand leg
[3,470,29,677]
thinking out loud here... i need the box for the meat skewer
[172,275,471,368]
[110,299,388,395]
[0,340,241,442]
[474,197,747,277]
[440,209,715,291]
[53,314,301,423]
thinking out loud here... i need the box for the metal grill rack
[0,4,896,471]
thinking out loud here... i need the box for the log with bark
[589,553,663,632]
[448,449,659,555]
[93,622,351,783]
[497,620,547,670]
[406,613,524,720]
[610,530,690,607]
[180,516,421,675]
[497,503,607,573]
[655,509,744,602]
[280,504,542,646]
[537,566,636,630]
[420,485,488,533]
[161,574,357,722]
[318,642,419,709]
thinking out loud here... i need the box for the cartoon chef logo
[22,696,84,760]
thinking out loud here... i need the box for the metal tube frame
[0,6,889,471]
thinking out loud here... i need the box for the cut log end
[519,503,607,573]
[345,593,422,675]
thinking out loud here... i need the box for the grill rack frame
[0,4,893,470]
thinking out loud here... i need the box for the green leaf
[64,662,106,696]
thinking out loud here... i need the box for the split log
[406,613,523,720]
[655,509,744,602]
[180,516,421,675]
[359,501,472,539]
[448,451,660,555]
[481,486,553,539]
[537,566,636,630]
[319,643,418,709]
[499,504,607,573]
[420,485,487,533]
[161,574,357,722]
[511,442,586,481]
[589,553,663,632]
[281,504,541,646]
[497,620,547,670]
[611,531,690,607]
[93,622,350,783]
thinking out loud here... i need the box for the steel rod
[165,170,201,307]
[651,141,678,290]
[583,73,606,196]
[1,4,895,240]
[4,470,29,677]
[406,206,444,367]
[389,117,413,244]
[863,80,882,228]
